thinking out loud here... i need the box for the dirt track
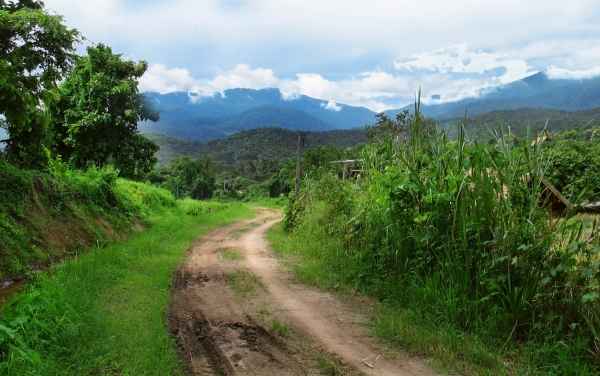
[168,207,437,375]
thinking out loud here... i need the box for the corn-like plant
[287,95,600,365]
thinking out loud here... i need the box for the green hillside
[442,106,600,139]
[145,127,367,165]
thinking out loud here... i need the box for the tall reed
[288,103,600,370]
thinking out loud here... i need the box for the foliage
[365,110,413,144]
[49,44,160,179]
[0,160,176,278]
[0,158,33,212]
[147,156,216,200]
[541,138,600,201]
[0,0,81,168]
[283,106,600,373]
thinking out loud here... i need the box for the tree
[49,44,160,179]
[162,156,216,199]
[365,110,412,144]
[0,0,80,168]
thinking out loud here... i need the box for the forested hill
[145,127,367,165]
[441,106,600,139]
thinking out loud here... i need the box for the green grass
[270,210,600,375]
[219,249,245,261]
[0,201,256,375]
[226,269,265,294]
[273,114,600,375]
[270,318,289,338]
[317,354,343,375]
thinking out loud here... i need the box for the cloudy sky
[43,0,600,112]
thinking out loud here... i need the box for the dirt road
[168,207,437,375]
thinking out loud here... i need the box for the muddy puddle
[0,279,27,307]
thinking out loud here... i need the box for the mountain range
[390,69,600,120]
[140,70,600,143]
[139,88,375,142]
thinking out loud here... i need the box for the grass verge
[0,200,255,375]
[267,222,517,375]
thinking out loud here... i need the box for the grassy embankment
[0,160,255,374]
[268,120,600,375]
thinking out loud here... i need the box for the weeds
[270,318,289,338]
[317,354,343,375]
[219,250,245,261]
[227,270,265,294]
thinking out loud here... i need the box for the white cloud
[140,63,278,94]
[321,101,342,112]
[207,64,279,91]
[140,64,206,93]
[280,91,300,101]
[394,44,533,84]
[140,63,408,111]
[139,60,513,112]
[545,66,600,80]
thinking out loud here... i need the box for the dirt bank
[168,207,437,375]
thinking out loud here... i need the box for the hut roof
[540,177,570,207]
[531,135,551,147]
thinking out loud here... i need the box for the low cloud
[545,66,600,80]
[280,90,300,101]
[321,101,342,111]
[140,64,206,94]
[139,61,496,112]
[140,64,408,111]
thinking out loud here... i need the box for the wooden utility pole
[295,131,306,198]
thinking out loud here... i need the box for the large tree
[49,44,161,179]
[0,0,80,168]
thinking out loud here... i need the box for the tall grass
[281,109,600,373]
